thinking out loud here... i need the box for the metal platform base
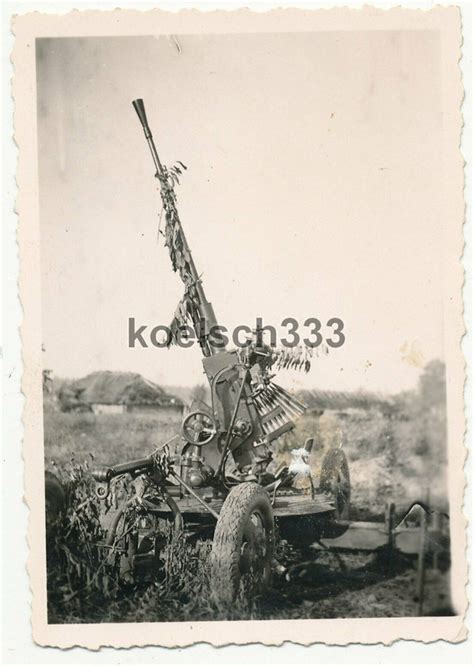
[173,491,335,518]
[317,521,449,555]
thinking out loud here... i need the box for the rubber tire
[211,482,274,605]
[320,448,351,521]
[45,471,66,533]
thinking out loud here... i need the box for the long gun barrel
[132,99,164,175]
[92,455,154,482]
[132,98,222,356]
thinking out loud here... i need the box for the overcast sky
[36,31,444,393]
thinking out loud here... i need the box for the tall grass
[47,459,268,623]
[44,410,181,468]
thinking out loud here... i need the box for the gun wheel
[211,482,274,605]
[182,411,217,445]
[45,471,66,534]
[320,447,351,522]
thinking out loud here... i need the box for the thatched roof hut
[298,389,394,413]
[58,371,183,413]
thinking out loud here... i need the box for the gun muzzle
[132,98,152,139]
[92,455,154,483]
[92,467,113,483]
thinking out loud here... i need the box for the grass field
[44,399,448,519]
[44,408,181,468]
[43,389,451,624]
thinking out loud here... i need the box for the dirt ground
[265,548,452,620]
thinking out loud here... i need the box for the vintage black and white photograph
[13,6,466,648]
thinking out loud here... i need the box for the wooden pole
[415,488,430,615]
[431,511,441,572]
[385,502,395,551]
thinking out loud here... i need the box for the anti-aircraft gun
[80,100,351,601]
[128,99,308,483]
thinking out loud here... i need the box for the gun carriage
[47,100,351,602]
